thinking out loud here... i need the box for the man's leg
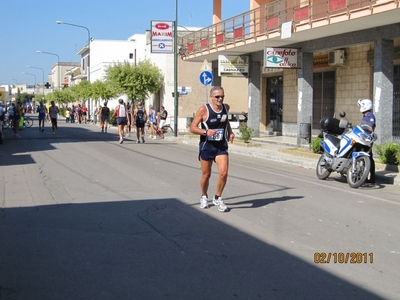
[200,159,212,197]
[214,154,229,197]
[136,126,141,142]
[141,127,145,143]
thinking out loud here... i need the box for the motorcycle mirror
[339,111,346,118]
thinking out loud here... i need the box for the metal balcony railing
[179,0,399,57]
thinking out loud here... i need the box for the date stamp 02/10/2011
[314,252,374,264]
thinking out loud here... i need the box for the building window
[129,53,134,59]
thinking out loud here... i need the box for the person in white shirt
[112,99,130,144]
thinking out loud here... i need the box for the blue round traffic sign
[199,71,213,86]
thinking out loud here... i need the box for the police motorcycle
[316,112,377,188]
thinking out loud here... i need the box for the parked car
[228,111,248,129]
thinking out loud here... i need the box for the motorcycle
[316,112,377,188]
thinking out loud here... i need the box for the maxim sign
[151,21,173,54]
[264,47,298,68]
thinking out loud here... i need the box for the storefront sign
[264,47,298,68]
[151,21,173,54]
[218,55,249,76]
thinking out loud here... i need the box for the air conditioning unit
[328,50,345,66]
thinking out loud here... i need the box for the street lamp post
[56,20,91,117]
[173,0,178,137]
[27,66,45,100]
[10,78,18,85]
[37,51,61,90]
[22,72,37,86]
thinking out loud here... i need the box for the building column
[248,58,262,137]
[374,38,393,145]
[297,52,313,146]
[212,60,221,87]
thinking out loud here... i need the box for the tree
[74,80,92,103]
[105,60,163,104]
[91,80,117,106]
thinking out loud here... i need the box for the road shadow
[0,198,384,300]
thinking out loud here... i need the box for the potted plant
[239,123,254,143]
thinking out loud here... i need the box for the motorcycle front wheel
[316,155,331,180]
[347,156,371,188]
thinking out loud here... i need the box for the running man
[133,102,147,143]
[49,101,59,135]
[190,86,235,212]
[37,101,47,132]
[112,99,130,144]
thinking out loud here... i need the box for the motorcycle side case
[320,117,345,135]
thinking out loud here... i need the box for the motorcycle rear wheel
[347,156,371,188]
[316,155,331,180]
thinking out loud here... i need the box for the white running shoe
[213,196,227,212]
[119,138,123,144]
[200,195,209,209]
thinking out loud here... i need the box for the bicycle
[2,115,33,129]
[22,116,33,128]
[147,122,174,137]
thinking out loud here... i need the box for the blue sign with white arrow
[199,71,213,86]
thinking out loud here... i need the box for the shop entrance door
[266,76,283,131]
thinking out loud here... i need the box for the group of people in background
[94,99,168,144]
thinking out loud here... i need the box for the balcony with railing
[179,0,399,60]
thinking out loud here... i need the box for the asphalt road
[1,118,399,300]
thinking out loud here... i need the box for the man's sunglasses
[214,95,225,99]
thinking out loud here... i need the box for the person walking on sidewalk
[37,101,47,132]
[112,99,130,144]
[190,86,235,212]
[133,102,147,143]
[49,101,59,135]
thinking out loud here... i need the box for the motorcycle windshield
[353,125,376,143]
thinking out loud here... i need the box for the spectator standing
[158,106,168,139]
[77,104,82,124]
[148,105,156,139]
[13,101,23,138]
[70,105,76,123]
[93,106,99,125]
[82,105,88,124]
[65,107,71,123]
[357,98,377,186]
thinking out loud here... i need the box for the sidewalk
[177,134,399,186]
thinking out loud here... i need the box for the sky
[1,0,248,86]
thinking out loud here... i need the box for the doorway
[266,76,283,131]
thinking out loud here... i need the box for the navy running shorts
[117,117,128,125]
[199,141,228,161]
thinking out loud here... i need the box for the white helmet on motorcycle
[357,98,373,113]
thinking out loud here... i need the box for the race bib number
[207,128,225,141]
